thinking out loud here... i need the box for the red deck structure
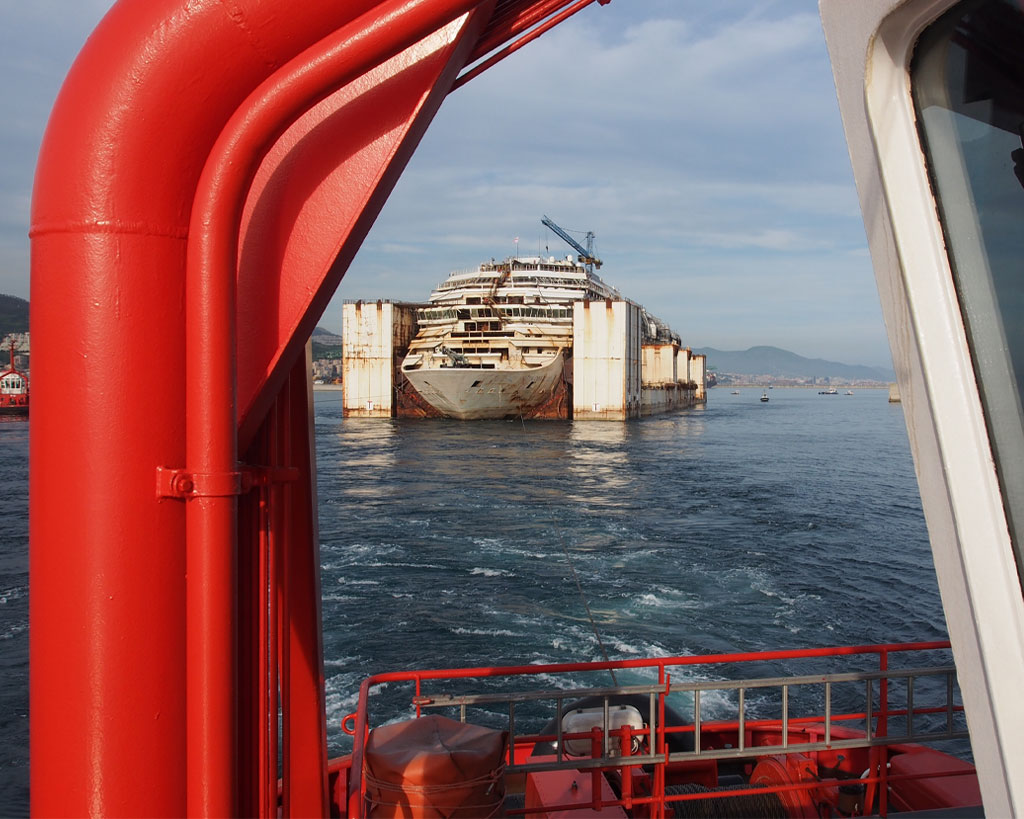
[29,1,609,816]
[28,1,990,817]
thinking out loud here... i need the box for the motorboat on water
[760,390,769,402]
[26,0,1024,816]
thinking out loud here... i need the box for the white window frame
[820,1,1024,814]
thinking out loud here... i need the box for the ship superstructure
[400,218,681,419]
[400,254,621,418]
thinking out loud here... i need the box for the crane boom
[541,215,602,271]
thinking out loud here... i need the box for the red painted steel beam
[233,3,494,451]
[280,357,327,816]
[469,0,604,63]
[454,0,605,90]
[31,0,598,814]
[28,2,400,814]
[187,6,492,812]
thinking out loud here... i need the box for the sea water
[312,388,949,755]
[0,387,950,814]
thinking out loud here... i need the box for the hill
[694,345,894,382]
[0,294,29,338]
[312,326,343,358]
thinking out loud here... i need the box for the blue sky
[0,1,893,368]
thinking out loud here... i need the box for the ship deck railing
[338,641,972,817]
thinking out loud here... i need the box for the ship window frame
[911,0,1024,586]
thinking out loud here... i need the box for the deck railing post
[907,675,915,737]
[879,648,889,738]
[656,672,670,819]
[879,649,890,817]
[620,723,634,811]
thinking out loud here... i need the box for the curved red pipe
[28,2,383,815]
[32,0,584,813]
[184,0,485,812]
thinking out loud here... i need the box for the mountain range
[693,345,894,382]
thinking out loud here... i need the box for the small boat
[760,391,769,402]
[0,341,28,417]
[819,387,838,395]
[731,390,739,394]
[846,390,854,395]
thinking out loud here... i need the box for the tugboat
[0,341,28,417]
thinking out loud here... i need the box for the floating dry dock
[341,296,706,420]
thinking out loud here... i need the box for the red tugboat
[0,341,28,417]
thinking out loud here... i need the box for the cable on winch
[556,535,618,687]
[515,419,618,686]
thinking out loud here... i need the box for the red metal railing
[342,641,972,818]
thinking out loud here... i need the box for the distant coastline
[714,383,889,390]
[695,344,894,385]
[0,305,897,390]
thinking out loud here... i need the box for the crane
[541,215,602,273]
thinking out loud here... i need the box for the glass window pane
[912,0,1024,585]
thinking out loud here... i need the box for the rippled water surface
[311,388,947,755]
[0,387,951,813]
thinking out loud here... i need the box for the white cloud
[2,1,889,366]
[335,1,887,365]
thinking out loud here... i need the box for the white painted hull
[403,354,565,420]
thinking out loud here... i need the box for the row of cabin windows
[437,276,500,289]
[507,276,586,287]
[419,306,571,321]
[1,376,24,390]
[444,347,549,356]
[437,273,585,290]
[447,350,509,361]
[504,307,571,319]
[464,296,528,305]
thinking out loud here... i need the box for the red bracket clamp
[156,464,300,499]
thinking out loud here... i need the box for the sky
[0,1,893,368]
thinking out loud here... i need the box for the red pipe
[454,0,602,90]
[360,640,952,687]
[469,0,588,60]
[347,641,952,812]
[184,0,488,812]
[29,2,388,814]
